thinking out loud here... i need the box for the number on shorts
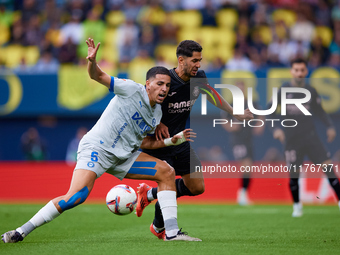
[91,152,98,162]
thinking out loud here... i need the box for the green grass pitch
[1,203,340,255]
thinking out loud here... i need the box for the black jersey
[143,68,209,156]
[273,82,333,141]
[161,68,209,136]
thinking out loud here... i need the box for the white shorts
[75,139,141,180]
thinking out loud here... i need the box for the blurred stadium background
[1,0,340,204]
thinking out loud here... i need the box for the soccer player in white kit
[2,38,201,243]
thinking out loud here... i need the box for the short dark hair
[290,58,307,67]
[146,66,170,80]
[176,40,202,58]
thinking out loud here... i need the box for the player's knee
[158,162,175,183]
[58,186,89,212]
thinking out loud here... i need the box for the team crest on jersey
[192,86,200,97]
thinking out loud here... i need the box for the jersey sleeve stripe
[109,76,115,92]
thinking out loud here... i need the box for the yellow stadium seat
[216,9,238,29]
[105,10,125,27]
[216,45,233,63]
[314,26,333,47]
[200,26,219,47]
[101,45,118,64]
[128,56,156,84]
[177,28,201,44]
[24,46,40,66]
[216,28,237,48]
[272,9,297,27]
[155,44,177,67]
[257,25,272,45]
[2,45,24,68]
[170,10,202,29]
[103,28,117,46]
[0,23,10,45]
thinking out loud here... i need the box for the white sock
[29,201,60,228]
[147,189,155,201]
[157,190,178,237]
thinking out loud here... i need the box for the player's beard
[293,77,305,86]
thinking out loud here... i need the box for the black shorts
[285,131,331,178]
[144,142,201,176]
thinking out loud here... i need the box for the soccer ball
[106,184,137,215]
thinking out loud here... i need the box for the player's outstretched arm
[86,38,111,88]
[140,129,196,150]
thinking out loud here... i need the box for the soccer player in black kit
[272,58,340,217]
[221,81,264,205]
[135,40,253,239]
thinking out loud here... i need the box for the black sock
[324,165,340,200]
[151,187,157,200]
[176,178,194,198]
[289,178,299,203]
[242,178,251,190]
[153,201,164,229]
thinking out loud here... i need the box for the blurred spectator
[310,36,330,64]
[13,57,31,73]
[157,13,178,44]
[161,0,181,11]
[21,127,48,161]
[329,30,340,55]
[116,17,139,62]
[328,53,340,68]
[25,14,44,46]
[58,37,78,64]
[226,46,255,71]
[21,0,40,23]
[315,0,331,26]
[181,0,206,10]
[331,0,340,21]
[200,0,217,26]
[268,36,301,66]
[9,19,26,45]
[290,12,315,43]
[66,126,88,165]
[59,9,84,45]
[139,21,157,58]
[32,50,59,73]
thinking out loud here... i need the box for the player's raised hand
[327,127,336,143]
[171,129,196,144]
[155,122,170,141]
[86,38,100,62]
[233,108,254,121]
[273,128,285,144]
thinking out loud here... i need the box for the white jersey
[83,77,162,160]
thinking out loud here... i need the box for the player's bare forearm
[86,38,111,88]
[140,136,166,149]
[140,129,196,149]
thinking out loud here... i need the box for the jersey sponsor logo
[112,122,128,148]
[100,140,104,144]
[168,92,177,97]
[168,99,197,113]
[139,101,143,108]
[87,162,95,168]
[131,111,152,134]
